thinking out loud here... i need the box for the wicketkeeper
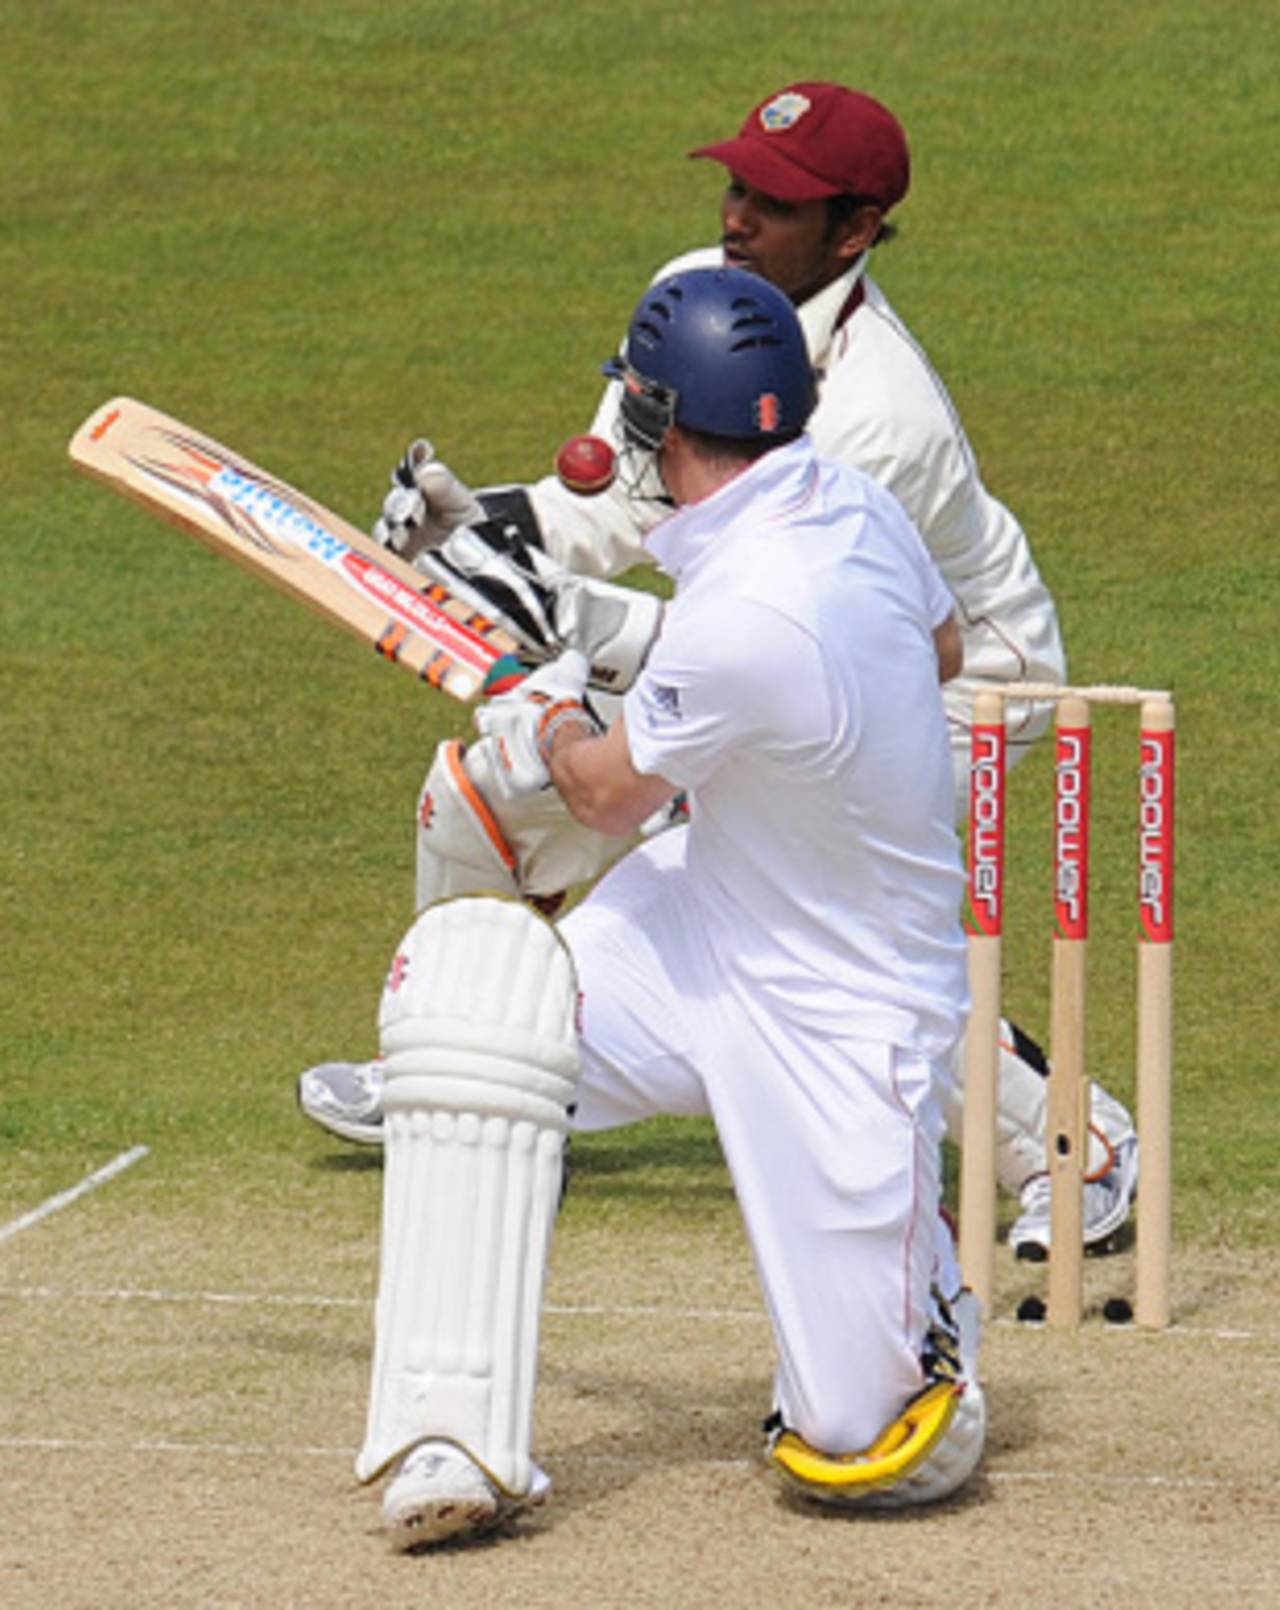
[357,268,984,1548]
[300,80,1138,1259]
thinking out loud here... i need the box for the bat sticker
[69,398,519,703]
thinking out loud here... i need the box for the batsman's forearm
[549,719,674,837]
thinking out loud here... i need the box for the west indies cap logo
[759,91,811,132]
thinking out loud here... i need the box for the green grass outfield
[3,0,1277,1266]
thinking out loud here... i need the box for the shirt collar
[647,436,820,582]
[797,253,869,368]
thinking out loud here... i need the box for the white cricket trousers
[559,832,955,1455]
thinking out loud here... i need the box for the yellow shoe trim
[770,1380,961,1493]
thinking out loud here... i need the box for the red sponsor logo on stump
[967,723,1006,937]
[1054,726,1091,940]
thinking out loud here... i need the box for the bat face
[70,399,517,702]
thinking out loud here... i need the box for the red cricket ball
[554,434,616,496]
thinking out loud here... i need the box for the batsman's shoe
[296,1059,385,1146]
[1009,1136,1140,1260]
[381,1439,550,1551]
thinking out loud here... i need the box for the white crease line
[1,1285,367,1309]
[2,1435,347,1459]
[550,1302,766,1322]
[0,1147,150,1245]
[0,1285,1262,1342]
[989,1470,1241,1491]
[988,1317,1261,1341]
[0,1286,762,1322]
[0,1436,1258,1492]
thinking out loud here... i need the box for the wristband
[536,699,596,766]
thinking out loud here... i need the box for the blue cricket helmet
[604,267,816,450]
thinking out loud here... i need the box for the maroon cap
[691,82,910,210]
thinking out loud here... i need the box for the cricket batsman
[357,267,984,1547]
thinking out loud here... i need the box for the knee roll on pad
[356,896,580,1497]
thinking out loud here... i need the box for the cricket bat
[68,397,519,703]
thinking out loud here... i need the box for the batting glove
[472,649,598,797]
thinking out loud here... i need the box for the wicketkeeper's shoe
[1008,1136,1140,1260]
[296,1059,385,1146]
[381,1439,551,1551]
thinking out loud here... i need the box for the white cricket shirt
[622,436,969,1056]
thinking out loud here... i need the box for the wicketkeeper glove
[371,440,663,690]
[472,649,600,798]
[371,439,486,557]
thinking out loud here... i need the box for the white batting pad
[356,896,580,1495]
